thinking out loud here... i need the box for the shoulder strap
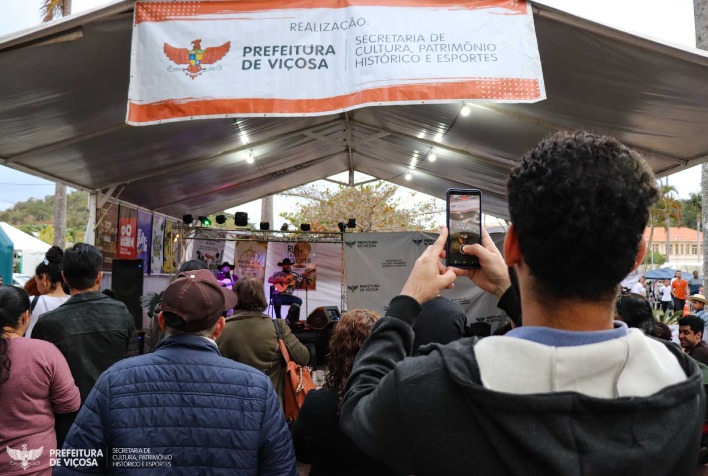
[30,295,41,313]
[272,319,292,364]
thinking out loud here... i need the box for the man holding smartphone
[341,131,704,476]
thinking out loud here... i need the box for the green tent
[0,225,13,286]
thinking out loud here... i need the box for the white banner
[128,0,545,124]
[344,232,509,331]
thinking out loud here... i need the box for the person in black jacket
[341,131,705,476]
[32,243,137,447]
[293,309,396,476]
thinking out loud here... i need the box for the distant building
[643,227,703,269]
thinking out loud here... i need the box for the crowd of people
[1,130,707,475]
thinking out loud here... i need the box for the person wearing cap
[268,258,302,320]
[58,270,297,475]
[689,294,708,327]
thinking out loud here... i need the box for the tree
[280,182,442,233]
[41,0,72,22]
[681,192,702,230]
[646,183,681,265]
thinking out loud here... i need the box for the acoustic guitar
[274,274,297,294]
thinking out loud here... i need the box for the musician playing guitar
[267,258,303,320]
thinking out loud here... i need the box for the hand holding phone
[446,189,482,269]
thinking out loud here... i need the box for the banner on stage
[96,201,119,272]
[234,241,268,282]
[136,210,153,273]
[117,205,139,260]
[127,0,545,125]
[150,215,166,274]
[191,229,227,270]
[162,220,179,274]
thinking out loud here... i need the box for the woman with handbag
[292,309,397,476]
[217,277,309,406]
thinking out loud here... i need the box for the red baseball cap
[161,269,237,332]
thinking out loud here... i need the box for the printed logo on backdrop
[164,39,231,78]
[6,444,43,470]
[344,241,357,248]
[356,240,377,248]
[120,223,134,250]
[412,238,435,247]
[348,284,380,292]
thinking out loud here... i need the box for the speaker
[307,306,340,330]
[234,212,248,227]
[112,259,144,329]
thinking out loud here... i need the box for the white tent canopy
[1,1,707,220]
[0,222,50,275]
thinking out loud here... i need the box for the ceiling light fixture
[434,132,443,142]
[405,171,412,181]
[428,153,437,162]
[246,150,255,164]
[460,104,471,116]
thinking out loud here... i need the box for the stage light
[300,223,311,231]
[215,214,226,225]
[198,216,211,226]
[234,212,248,227]
[337,222,346,233]
[347,218,356,229]
[246,151,255,164]
[182,214,193,225]
[280,223,289,231]
[260,222,270,231]
[428,153,437,162]
[405,172,412,180]
[460,104,471,116]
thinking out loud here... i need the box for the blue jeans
[272,293,302,319]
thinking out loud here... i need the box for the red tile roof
[644,227,703,242]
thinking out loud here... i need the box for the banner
[162,220,179,274]
[150,215,166,274]
[265,242,342,314]
[343,232,509,331]
[136,210,152,273]
[235,241,268,282]
[117,205,138,259]
[191,229,227,270]
[128,0,545,124]
[96,201,119,271]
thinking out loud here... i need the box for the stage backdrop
[128,0,544,124]
[265,242,343,317]
[344,232,509,332]
[234,240,268,282]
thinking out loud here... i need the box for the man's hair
[678,315,704,336]
[163,311,219,338]
[62,243,103,291]
[507,130,658,301]
[615,293,655,335]
[233,277,267,312]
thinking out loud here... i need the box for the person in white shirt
[660,278,673,314]
[630,276,646,297]
[26,246,69,337]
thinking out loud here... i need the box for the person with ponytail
[26,246,69,337]
[0,286,79,475]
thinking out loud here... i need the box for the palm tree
[41,0,72,248]
[41,0,71,22]
[646,183,681,268]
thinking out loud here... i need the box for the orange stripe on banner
[127,78,541,123]
[135,0,527,24]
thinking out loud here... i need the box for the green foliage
[280,182,442,233]
[645,251,667,267]
[656,309,682,326]
[0,190,89,245]
[681,192,702,230]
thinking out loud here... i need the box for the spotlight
[405,172,412,181]
[300,223,311,232]
[198,216,211,226]
[260,222,270,231]
[460,104,471,116]
[347,218,356,229]
[182,214,193,225]
[428,153,436,162]
[280,223,289,231]
[337,222,346,233]
[215,214,226,225]
[234,212,248,227]
[246,151,255,164]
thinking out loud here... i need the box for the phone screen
[446,189,482,268]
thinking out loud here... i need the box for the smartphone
[446,189,482,268]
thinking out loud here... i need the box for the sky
[0,0,702,224]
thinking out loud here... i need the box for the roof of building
[644,227,704,242]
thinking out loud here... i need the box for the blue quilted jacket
[57,335,297,476]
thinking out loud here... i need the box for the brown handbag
[273,320,316,422]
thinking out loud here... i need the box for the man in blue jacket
[58,269,297,476]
